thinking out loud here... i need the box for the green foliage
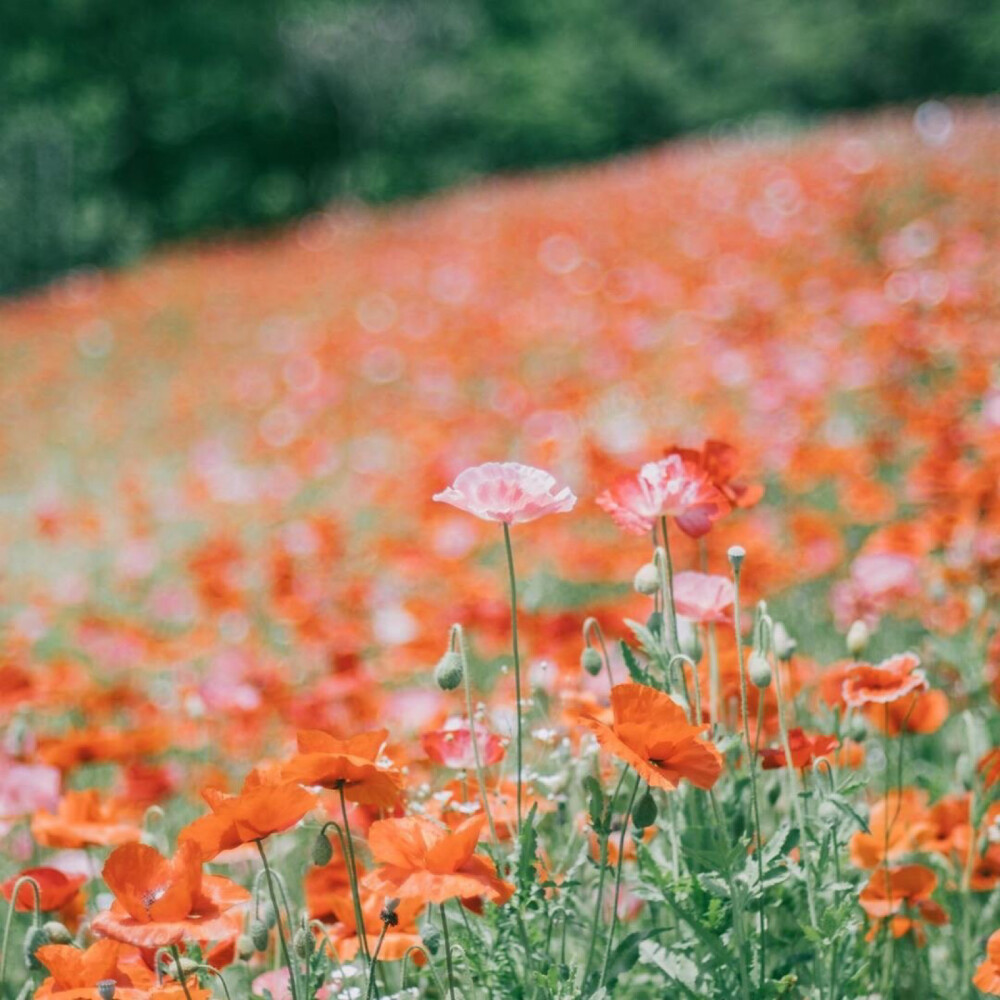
[2,0,998,293]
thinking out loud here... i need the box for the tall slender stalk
[502,521,525,833]
[0,876,40,996]
[658,517,681,656]
[439,903,458,1000]
[255,841,300,1000]
[170,944,195,1000]
[337,784,371,962]
[707,622,721,728]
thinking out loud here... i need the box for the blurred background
[1,0,997,295]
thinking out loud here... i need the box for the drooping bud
[250,918,270,951]
[747,651,772,689]
[772,622,796,661]
[421,922,441,955]
[846,619,869,656]
[293,925,313,959]
[434,651,463,691]
[23,926,50,970]
[633,563,660,596]
[237,934,256,961]
[41,920,73,945]
[261,901,277,929]
[632,790,658,830]
[311,830,333,867]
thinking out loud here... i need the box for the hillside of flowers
[0,104,998,999]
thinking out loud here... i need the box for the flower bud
[747,651,772,689]
[261,901,277,929]
[250,918,270,951]
[422,922,441,955]
[817,799,840,826]
[580,646,603,677]
[97,982,117,1000]
[237,934,256,961]
[632,790,658,830]
[312,831,333,867]
[633,563,660,596]
[846,619,869,656]
[727,546,746,572]
[434,651,463,691]
[848,714,867,743]
[23,925,50,970]
[294,926,314,959]
[41,921,73,945]
[772,622,796,661]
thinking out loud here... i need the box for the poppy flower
[433,462,576,524]
[178,768,317,861]
[33,939,155,1000]
[664,440,764,509]
[92,841,249,949]
[32,789,142,849]
[421,726,507,770]
[670,571,735,624]
[849,789,933,869]
[596,456,725,538]
[0,761,61,826]
[858,864,948,943]
[581,683,723,791]
[362,813,513,905]
[869,688,948,735]
[759,728,838,770]
[974,928,1000,995]
[283,729,403,808]
[1,866,85,912]
[323,892,425,962]
[841,652,928,708]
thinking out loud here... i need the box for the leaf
[517,802,539,892]
[582,775,606,834]
[826,793,870,833]
[639,940,701,995]
[619,639,648,684]
[761,821,799,866]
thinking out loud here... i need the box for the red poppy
[1,866,86,912]
[858,864,948,943]
[841,652,927,708]
[581,683,723,791]
[759,728,838,770]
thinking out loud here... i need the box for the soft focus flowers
[671,571,735,623]
[841,652,928,708]
[433,462,576,524]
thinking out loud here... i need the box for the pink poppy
[0,761,61,822]
[253,968,331,1000]
[671,571,735,623]
[596,456,724,538]
[831,552,921,629]
[422,725,507,770]
[433,462,576,524]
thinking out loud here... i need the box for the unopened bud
[250,918,270,951]
[747,651,772,689]
[294,926,313,959]
[818,800,839,826]
[633,563,660,596]
[434,651,463,691]
[581,646,603,677]
[261,901,277,929]
[632,790,658,830]
[848,715,867,743]
[846,620,869,656]
[772,622,796,661]
[237,934,255,961]
[41,921,73,945]
[23,926,50,970]
[312,831,333,867]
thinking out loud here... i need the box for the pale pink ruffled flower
[0,761,61,835]
[671,571,735,623]
[596,456,724,537]
[433,462,576,524]
[831,552,921,629]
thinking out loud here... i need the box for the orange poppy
[34,940,147,1000]
[362,813,513,905]
[323,892,425,963]
[759,728,838,770]
[178,767,317,861]
[31,789,141,849]
[282,729,403,807]
[858,864,948,943]
[842,652,927,708]
[92,841,249,949]
[849,789,934,869]
[869,688,948,735]
[974,928,1000,995]
[581,683,723,791]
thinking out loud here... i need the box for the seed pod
[747,651,772,689]
[727,546,746,571]
[23,925,50,970]
[434,651,463,691]
[97,981,117,1000]
[312,831,333,867]
[631,790,657,830]
[580,647,603,677]
[633,563,660,596]
[41,920,73,945]
[250,918,270,952]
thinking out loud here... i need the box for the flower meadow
[0,104,999,999]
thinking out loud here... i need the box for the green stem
[599,771,642,988]
[439,903,458,1000]
[709,790,752,1000]
[707,622,720,729]
[365,922,389,1000]
[502,521,525,834]
[659,517,681,655]
[255,840,300,1000]
[170,945,195,1000]
[0,876,41,997]
[337,784,371,963]
[583,616,616,690]
[455,623,499,846]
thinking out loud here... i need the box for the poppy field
[0,104,998,999]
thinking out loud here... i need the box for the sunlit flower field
[0,104,998,999]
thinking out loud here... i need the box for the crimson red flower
[759,728,838,770]
[596,456,725,538]
[841,652,927,708]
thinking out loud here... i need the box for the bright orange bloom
[759,728,838,770]
[178,767,317,861]
[869,688,948,735]
[858,864,948,943]
[363,814,513,905]
[31,789,141,849]
[581,683,723,791]
[974,928,1000,995]
[283,729,403,807]
[323,892,425,963]
[849,789,934,869]
[841,652,927,708]
[92,841,249,949]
